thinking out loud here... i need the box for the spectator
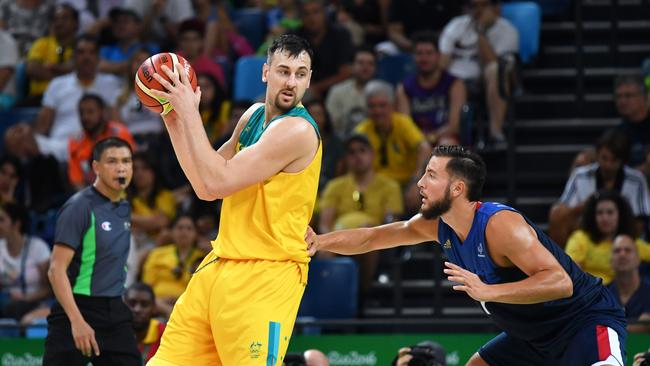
[325,46,377,139]
[386,0,461,52]
[212,100,250,150]
[128,152,176,252]
[634,348,650,366]
[0,29,18,110]
[4,34,123,163]
[0,0,54,56]
[438,0,518,145]
[565,190,650,284]
[68,93,136,191]
[0,155,21,205]
[304,99,344,191]
[123,282,166,364]
[293,0,354,99]
[396,31,466,145]
[0,201,52,321]
[198,73,230,145]
[392,340,446,366]
[318,134,403,295]
[116,47,164,149]
[258,0,302,54]
[549,129,650,247]
[607,234,650,333]
[176,19,226,89]
[335,0,389,47]
[24,3,78,106]
[203,1,254,68]
[123,0,195,47]
[142,214,205,317]
[613,75,650,176]
[354,80,431,211]
[98,7,159,75]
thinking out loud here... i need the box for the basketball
[134,52,198,115]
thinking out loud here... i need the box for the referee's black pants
[43,295,140,366]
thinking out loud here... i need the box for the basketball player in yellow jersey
[145,34,321,366]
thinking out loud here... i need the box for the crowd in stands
[0,0,649,342]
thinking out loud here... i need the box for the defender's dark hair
[0,201,30,234]
[581,190,637,243]
[267,34,314,66]
[92,137,132,162]
[432,145,486,201]
[411,31,439,50]
[596,129,629,163]
[125,282,156,301]
[79,93,105,110]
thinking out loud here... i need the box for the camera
[408,345,444,366]
[640,351,650,366]
[284,353,307,366]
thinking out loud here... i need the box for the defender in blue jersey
[307,145,627,366]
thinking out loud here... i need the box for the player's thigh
[558,324,625,366]
[149,252,222,366]
[478,332,546,366]
[211,259,306,366]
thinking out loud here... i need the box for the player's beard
[421,184,452,219]
[274,90,297,113]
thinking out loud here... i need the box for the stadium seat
[298,258,358,319]
[25,318,48,339]
[0,318,20,338]
[501,2,542,64]
[376,53,415,86]
[232,8,266,51]
[233,56,266,102]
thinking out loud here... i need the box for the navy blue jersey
[438,202,626,350]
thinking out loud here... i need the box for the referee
[44,137,139,365]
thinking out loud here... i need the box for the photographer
[392,341,446,366]
[634,348,650,366]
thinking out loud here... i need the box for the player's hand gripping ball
[135,52,198,115]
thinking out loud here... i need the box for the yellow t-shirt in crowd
[131,190,177,219]
[26,35,74,96]
[319,173,403,227]
[565,229,650,284]
[355,112,425,185]
[142,244,206,298]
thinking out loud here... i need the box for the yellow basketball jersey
[212,104,322,263]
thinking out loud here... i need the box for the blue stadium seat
[233,56,266,102]
[376,53,415,86]
[0,318,20,338]
[25,318,48,339]
[298,258,358,319]
[501,2,542,64]
[232,8,266,50]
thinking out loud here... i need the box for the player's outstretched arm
[306,214,438,256]
[448,211,573,304]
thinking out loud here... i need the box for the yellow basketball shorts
[147,250,307,366]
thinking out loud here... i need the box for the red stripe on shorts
[596,325,611,361]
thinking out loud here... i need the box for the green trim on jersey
[73,212,96,295]
[238,104,320,149]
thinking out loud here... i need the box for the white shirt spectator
[559,163,650,217]
[439,14,518,80]
[36,72,122,161]
[0,236,51,297]
[325,79,369,138]
[0,30,18,97]
[119,91,163,135]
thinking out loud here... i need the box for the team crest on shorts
[249,341,263,359]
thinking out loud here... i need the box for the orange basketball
[134,52,198,114]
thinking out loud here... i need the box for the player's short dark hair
[0,201,30,234]
[596,129,629,163]
[582,190,637,242]
[432,145,486,202]
[75,33,99,53]
[125,282,156,301]
[92,137,133,162]
[267,34,314,66]
[79,93,105,110]
[613,74,647,95]
[411,31,439,50]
